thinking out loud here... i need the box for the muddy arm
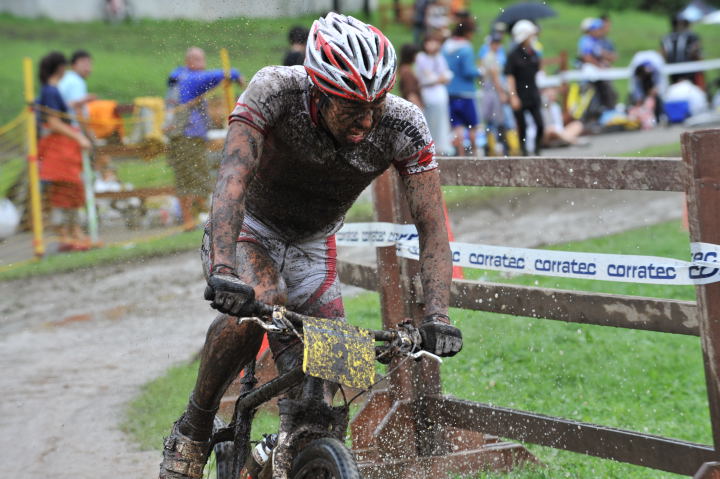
[209,121,264,269]
[401,169,452,317]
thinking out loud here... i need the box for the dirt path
[0,254,212,477]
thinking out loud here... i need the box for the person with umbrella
[504,20,543,156]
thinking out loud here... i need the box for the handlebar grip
[250,300,273,316]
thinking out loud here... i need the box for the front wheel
[205,416,234,479]
[290,438,360,479]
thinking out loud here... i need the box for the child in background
[36,51,91,251]
[416,32,453,155]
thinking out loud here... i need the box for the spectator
[442,18,480,155]
[477,22,507,64]
[412,0,431,45]
[479,30,509,156]
[505,20,543,156]
[58,50,97,142]
[283,26,309,66]
[541,87,587,147]
[598,14,618,66]
[36,51,91,250]
[398,43,423,108]
[425,0,451,39]
[165,47,243,231]
[416,33,453,155]
[661,15,702,86]
[577,18,617,110]
[628,51,667,129]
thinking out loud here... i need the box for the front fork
[270,376,349,479]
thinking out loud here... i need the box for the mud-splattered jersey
[229,65,437,241]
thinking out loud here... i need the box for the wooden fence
[340,129,720,478]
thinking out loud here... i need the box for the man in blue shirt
[165,47,243,230]
[442,19,481,156]
[58,50,96,140]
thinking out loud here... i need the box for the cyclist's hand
[204,266,256,317]
[419,314,462,357]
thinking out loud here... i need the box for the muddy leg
[179,241,287,441]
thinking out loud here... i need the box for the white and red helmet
[305,13,397,102]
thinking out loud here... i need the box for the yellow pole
[219,48,235,116]
[23,57,45,258]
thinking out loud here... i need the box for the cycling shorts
[201,212,345,321]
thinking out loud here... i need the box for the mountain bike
[204,302,440,479]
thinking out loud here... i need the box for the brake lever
[237,305,291,333]
[410,350,443,363]
[237,316,283,333]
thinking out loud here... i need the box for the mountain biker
[159,12,463,479]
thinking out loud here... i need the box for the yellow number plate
[302,317,375,389]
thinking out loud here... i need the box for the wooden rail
[438,157,688,191]
[427,396,715,477]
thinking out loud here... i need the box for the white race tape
[336,222,720,286]
[537,58,720,88]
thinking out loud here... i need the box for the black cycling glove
[418,313,463,357]
[204,265,256,317]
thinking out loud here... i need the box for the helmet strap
[310,86,333,131]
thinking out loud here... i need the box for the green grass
[123,220,708,478]
[115,156,175,189]
[0,157,25,198]
[622,141,681,158]
[0,227,202,281]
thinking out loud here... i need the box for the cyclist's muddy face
[322,95,386,145]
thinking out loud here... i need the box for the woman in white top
[415,33,453,155]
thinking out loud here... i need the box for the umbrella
[494,2,557,28]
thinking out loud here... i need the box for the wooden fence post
[683,129,720,476]
[350,169,533,478]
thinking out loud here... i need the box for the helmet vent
[320,48,331,66]
[342,76,356,91]
[358,43,371,72]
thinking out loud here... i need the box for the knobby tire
[290,438,360,479]
[207,416,234,479]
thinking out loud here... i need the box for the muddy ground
[0,183,685,478]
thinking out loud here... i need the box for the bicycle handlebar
[244,299,442,363]
[249,300,399,342]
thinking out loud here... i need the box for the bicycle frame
[208,304,439,479]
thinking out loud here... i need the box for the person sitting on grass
[541,87,588,148]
